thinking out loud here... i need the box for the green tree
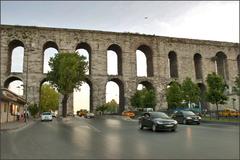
[40,84,60,112]
[28,103,39,118]
[181,77,200,106]
[233,74,240,96]
[142,89,156,109]
[206,73,228,119]
[130,89,156,109]
[105,99,118,113]
[166,81,183,109]
[47,52,87,117]
[96,105,107,114]
[130,90,143,108]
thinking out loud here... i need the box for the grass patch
[202,117,240,123]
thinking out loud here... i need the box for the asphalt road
[1,116,239,159]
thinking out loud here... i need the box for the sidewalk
[0,118,37,131]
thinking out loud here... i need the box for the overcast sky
[1,1,239,42]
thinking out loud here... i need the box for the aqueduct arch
[1,24,239,114]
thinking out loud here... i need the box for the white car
[85,112,95,118]
[41,112,53,121]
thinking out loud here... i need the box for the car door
[142,113,151,127]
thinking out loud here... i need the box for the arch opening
[107,44,122,75]
[106,79,124,114]
[8,40,24,73]
[39,81,60,113]
[73,80,92,113]
[216,52,228,80]
[136,45,153,77]
[137,81,154,90]
[76,43,91,75]
[194,53,203,79]
[168,51,178,78]
[4,77,24,96]
[43,41,58,74]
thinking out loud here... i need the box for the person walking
[17,111,20,121]
[23,110,27,122]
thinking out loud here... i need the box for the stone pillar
[92,77,107,112]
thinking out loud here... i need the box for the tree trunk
[216,102,219,120]
[62,94,69,117]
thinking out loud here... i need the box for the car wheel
[171,129,176,132]
[152,124,157,132]
[183,119,187,125]
[139,122,144,130]
[197,122,200,125]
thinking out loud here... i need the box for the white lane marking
[86,123,101,132]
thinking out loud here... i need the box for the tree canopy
[130,88,156,109]
[181,77,200,104]
[166,81,183,109]
[47,52,87,117]
[96,99,118,114]
[206,73,228,119]
[40,84,60,112]
[233,74,240,96]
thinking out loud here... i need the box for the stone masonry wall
[1,25,239,114]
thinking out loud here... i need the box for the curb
[201,120,240,126]
[0,120,37,131]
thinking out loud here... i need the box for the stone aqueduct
[1,25,239,114]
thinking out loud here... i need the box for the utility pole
[26,52,29,104]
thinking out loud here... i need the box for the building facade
[0,24,239,115]
[0,88,26,123]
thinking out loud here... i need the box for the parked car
[122,110,135,118]
[172,110,201,125]
[85,112,95,118]
[139,112,178,132]
[41,112,53,121]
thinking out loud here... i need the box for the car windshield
[182,111,195,116]
[150,112,170,119]
[42,112,51,115]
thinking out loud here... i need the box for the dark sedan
[172,110,201,125]
[139,112,178,132]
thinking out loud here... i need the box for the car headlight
[156,121,164,124]
[173,120,178,124]
[198,116,201,120]
[186,117,192,120]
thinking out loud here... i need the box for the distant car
[85,112,95,118]
[172,110,201,125]
[78,109,88,117]
[67,112,75,117]
[139,112,178,132]
[122,111,135,118]
[41,112,53,121]
[51,112,56,118]
[143,108,154,112]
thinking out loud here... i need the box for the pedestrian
[17,112,20,121]
[23,110,27,122]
